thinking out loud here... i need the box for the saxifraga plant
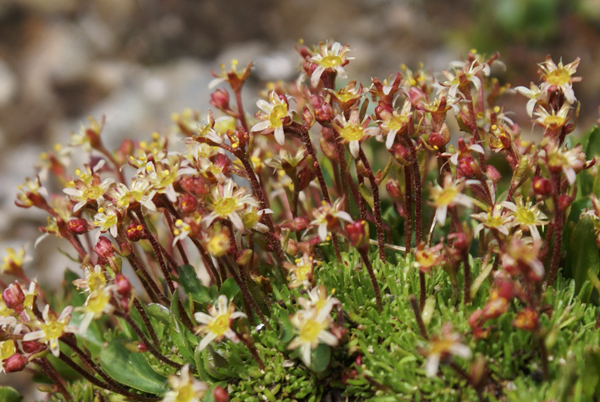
[2,41,600,402]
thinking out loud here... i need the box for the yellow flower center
[208,314,230,337]
[175,384,195,402]
[416,250,439,269]
[543,115,565,127]
[269,104,288,128]
[314,299,328,311]
[319,55,343,68]
[82,186,103,201]
[300,318,325,342]
[516,207,536,225]
[485,214,504,228]
[434,187,458,207]
[0,341,16,360]
[340,123,364,142]
[386,115,408,132]
[43,320,66,340]
[430,339,455,355]
[242,210,259,229]
[87,272,106,293]
[296,264,312,281]
[544,69,571,86]
[207,233,230,257]
[214,198,236,216]
[86,291,111,314]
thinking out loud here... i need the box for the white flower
[203,179,260,231]
[250,91,293,145]
[287,306,338,366]
[308,41,353,87]
[23,305,78,357]
[163,364,208,402]
[194,295,246,352]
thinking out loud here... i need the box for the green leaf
[309,343,331,373]
[570,216,600,295]
[220,278,240,302]
[0,386,24,402]
[586,126,600,158]
[177,265,215,304]
[583,346,600,398]
[170,289,196,364]
[277,308,295,343]
[99,339,168,395]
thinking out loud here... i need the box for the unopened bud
[179,193,198,213]
[21,340,46,354]
[486,165,501,183]
[210,89,230,110]
[458,156,478,178]
[213,385,229,402]
[532,176,552,196]
[180,176,208,196]
[320,138,338,161]
[390,143,410,166]
[126,222,145,242]
[310,95,334,122]
[94,236,115,259]
[346,220,369,249]
[3,283,25,309]
[558,194,573,211]
[4,353,27,373]
[386,179,403,200]
[470,355,487,387]
[114,273,132,296]
[450,232,468,251]
[282,217,311,231]
[67,218,89,235]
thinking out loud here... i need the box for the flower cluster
[2,40,597,402]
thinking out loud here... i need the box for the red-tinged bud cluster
[486,165,501,184]
[67,218,89,234]
[180,176,208,197]
[310,94,334,122]
[281,217,311,232]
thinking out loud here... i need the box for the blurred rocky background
[1,0,600,397]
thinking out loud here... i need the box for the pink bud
[486,165,501,183]
[180,176,208,196]
[210,89,230,110]
[346,220,368,249]
[179,193,198,213]
[214,386,229,402]
[4,353,28,373]
[115,273,132,296]
[390,143,410,166]
[3,283,25,309]
[94,236,114,259]
[282,217,311,231]
[386,180,403,200]
[21,340,46,354]
[532,176,552,197]
[126,223,145,242]
[67,218,89,235]
[558,194,573,211]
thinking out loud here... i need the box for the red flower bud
[94,236,115,259]
[458,156,477,178]
[310,94,334,122]
[3,283,25,309]
[67,218,89,235]
[179,193,198,213]
[390,143,411,166]
[428,132,447,150]
[320,138,338,161]
[210,89,230,110]
[346,220,368,249]
[137,342,148,352]
[4,353,28,373]
[558,194,573,211]
[532,176,552,197]
[21,340,46,354]
[449,232,468,251]
[180,176,208,196]
[114,273,132,296]
[213,386,229,402]
[281,217,311,231]
[126,223,145,242]
[486,165,501,183]
[386,179,403,200]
